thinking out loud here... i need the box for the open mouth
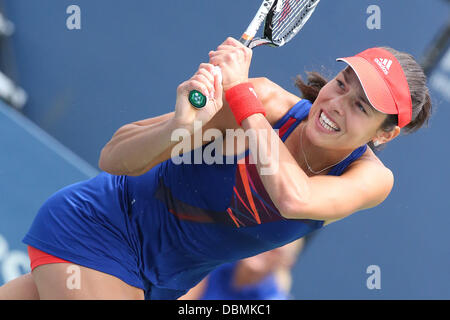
[318,110,340,132]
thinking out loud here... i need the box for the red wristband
[225,83,266,126]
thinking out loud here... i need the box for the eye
[356,102,367,114]
[336,79,345,90]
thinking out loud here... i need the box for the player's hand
[173,63,223,132]
[208,37,253,91]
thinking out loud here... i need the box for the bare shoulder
[249,77,302,126]
[323,148,394,227]
[344,146,394,191]
[348,148,395,213]
[350,146,391,171]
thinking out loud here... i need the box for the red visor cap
[336,48,412,128]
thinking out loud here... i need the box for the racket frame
[239,0,277,47]
[240,0,320,49]
[189,0,320,109]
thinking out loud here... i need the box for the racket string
[273,0,312,38]
[273,0,306,28]
[271,0,318,43]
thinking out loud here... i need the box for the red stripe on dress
[279,117,297,138]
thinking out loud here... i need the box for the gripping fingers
[187,64,222,109]
[192,74,214,98]
[195,70,215,94]
[198,63,215,76]
[212,66,223,101]
[189,79,210,99]
[196,68,214,83]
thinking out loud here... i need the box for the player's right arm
[99,75,297,176]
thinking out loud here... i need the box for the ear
[373,126,401,145]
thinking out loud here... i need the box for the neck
[296,120,355,176]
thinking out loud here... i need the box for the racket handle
[239,36,252,47]
[188,66,222,109]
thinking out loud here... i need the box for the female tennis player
[0,37,431,300]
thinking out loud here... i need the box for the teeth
[320,112,339,131]
[320,117,336,132]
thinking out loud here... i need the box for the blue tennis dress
[23,99,367,299]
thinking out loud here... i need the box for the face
[306,66,389,150]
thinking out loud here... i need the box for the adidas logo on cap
[374,57,392,75]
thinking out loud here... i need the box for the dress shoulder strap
[327,144,368,176]
[273,99,312,130]
[273,99,312,142]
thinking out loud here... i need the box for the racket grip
[239,37,251,47]
[188,66,222,109]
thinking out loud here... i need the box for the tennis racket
[189,0,321,108]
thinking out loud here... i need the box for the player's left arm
[282,159,394,221]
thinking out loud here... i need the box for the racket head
[248,0,321,49]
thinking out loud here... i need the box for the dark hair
[295,47,433,152]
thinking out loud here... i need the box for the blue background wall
[0,0,449,298]
[0,100,97,284]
